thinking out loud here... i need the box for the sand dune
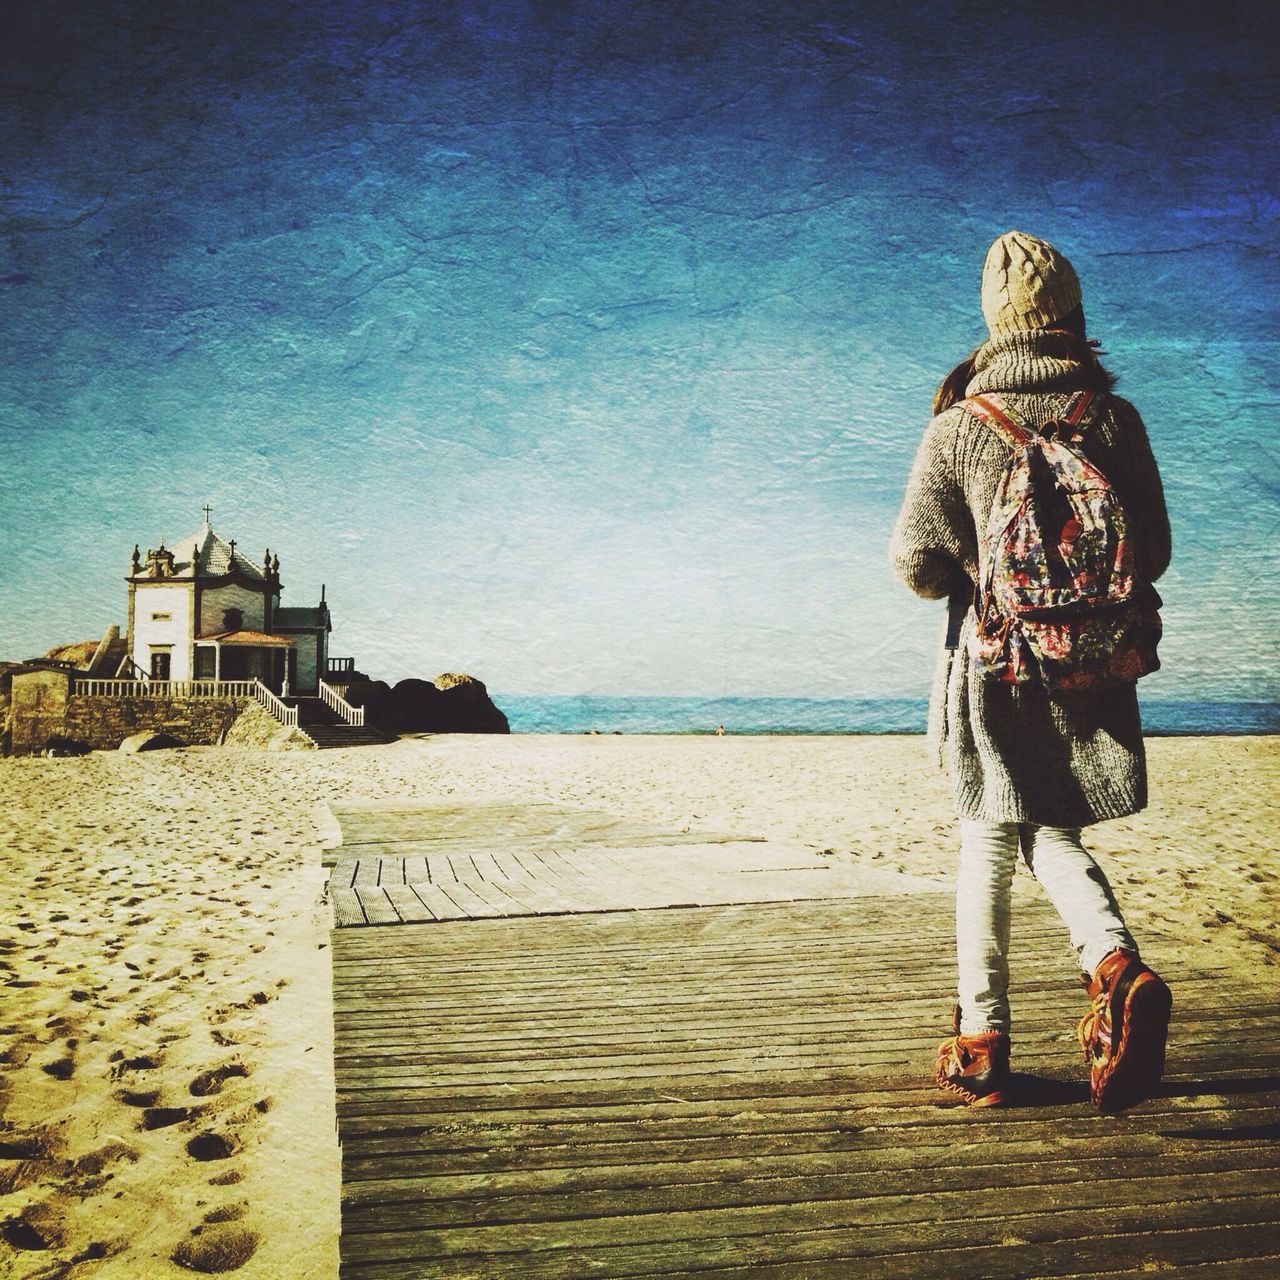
[1,733,1275,1276]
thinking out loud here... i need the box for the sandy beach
[1,732,1276,1277]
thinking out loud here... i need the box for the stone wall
[7,669,75,756]
[5,669,265,755]
[62,696,252,754]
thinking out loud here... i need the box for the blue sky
[2,1,1277,698]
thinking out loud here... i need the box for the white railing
[319,679,365,726]
[326,657,355,677]
[75,678,257,699]
[254,680,299,728]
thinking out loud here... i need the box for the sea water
[493,696,1280,737]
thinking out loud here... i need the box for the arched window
[222,606,244,632]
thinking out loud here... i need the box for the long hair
[931,307,1117,416]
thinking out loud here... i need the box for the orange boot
[1078,949,1172,1112]
[936,1008,1012,1107]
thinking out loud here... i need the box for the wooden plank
[491,851,601,914]
[337,1102,1280,1168]
[340,1148,1280,1233]
[333,1058,1280,1121]
[449,874,540,918]
[330,886,366,928]
[358,887,402,926]
[402,881,470,922]
[326,801,759,855]
[422,876,507,920]
[1060,1249,1280,1280]
[340,1223,1280,1280]
[470,850,507,881]
[327,939,1214,978]
[351,858,382,889]
[336,1185,1280,1268]
[383,884,436,924]
[401,854,430,884]
[330,894,952,943]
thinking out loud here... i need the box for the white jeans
[956,819,1136,1035]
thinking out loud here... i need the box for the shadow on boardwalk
[327,808,1280,1279]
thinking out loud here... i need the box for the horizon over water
[493,695,1280,737]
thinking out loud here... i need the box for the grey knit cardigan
[890,330,1171,828]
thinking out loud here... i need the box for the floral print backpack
[961,390,1162,691]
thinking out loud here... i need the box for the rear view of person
[889,231,1173,1111]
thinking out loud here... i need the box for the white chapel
[126,512,332,694]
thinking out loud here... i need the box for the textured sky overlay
[2,1,1277,698]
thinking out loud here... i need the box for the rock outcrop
[342,680,394,728]
[344,673,508,734]
[431,674,509,734]
[42,640,99,668]
[119,731,185,753]
[223,700,315,751]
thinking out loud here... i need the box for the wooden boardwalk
[329,809,1280,1278]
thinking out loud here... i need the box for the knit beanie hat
[980,231,1082,335]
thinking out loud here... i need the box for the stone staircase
[283,696,397,750]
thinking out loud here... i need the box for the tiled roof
[195,629,294,647]
[170,523,268,581]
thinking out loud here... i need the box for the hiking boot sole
[934,1043,1012,1108]
[1093,969,1172,1113]
[934,1067,1012,1108]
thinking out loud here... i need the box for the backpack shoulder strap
[961,393,1031,449]
[1060,389,1104,441]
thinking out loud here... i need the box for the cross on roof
[202,503,212,523]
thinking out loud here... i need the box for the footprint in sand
[171,1223,260,1273]
[70,1140,139,1179]
[0,1034,40,1068]
[115,1087,161,1107]
[203,1203,247,1224]
[110,1050,166,1076]
[0,1126,64,1195]
[0,1131,54,1161]
[141,1106,201,1131]
[186,1131,240,1162]
[40,1054,76,1080]
[1,1199,64,1252]
[190,1063,250,1097]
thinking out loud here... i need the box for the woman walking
[890,230,1172,1111]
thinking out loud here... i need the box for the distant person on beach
[889,231,1173,1111]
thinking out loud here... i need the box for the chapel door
[150,650,171,681]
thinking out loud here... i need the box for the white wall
[200,583,266,635]
[132,584,192,680]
